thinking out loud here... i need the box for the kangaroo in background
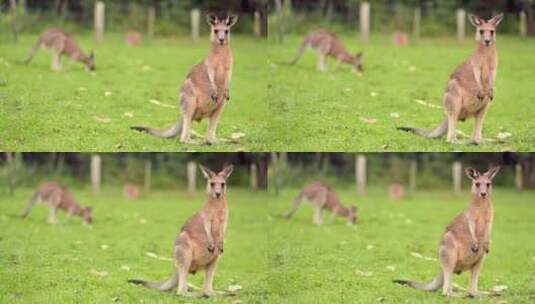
[23,28,95,71]
[287,29,363,72]
[398,14,503,144]
[131,14,238,145]
[394,166,500,297]
[283,182,357,225]
[20,182,93,225]
[129,165,233,297]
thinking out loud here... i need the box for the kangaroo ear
[485,166,500,180]
[488,13,504,27]
[206,14,218,26]
[226,14,239,27]
[199,165,216,179]
[468,14,483,27]
[220,165,234,179]
[465,167,480,180]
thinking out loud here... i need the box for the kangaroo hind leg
[439,232,458,297]
[174,232,193,296]
[202,256,220,297]
[51,39,65,71]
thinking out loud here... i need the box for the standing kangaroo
[287,29,363,72]
[129,165,233,297]
[398,14,503,144]
[23,28,95,71]
[283,182,357,225]
[131,14,238,144]
[20,182,93,225]
[394,166,500,297]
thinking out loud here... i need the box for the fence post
[456,9,466,42]
[515,164,523,190]
[409,159,417,193]
[413,6,421,41]
[520,11,527,38]
[147,7,155,40]
[91,154,101,195]
[144,159,152,192]
[452,161,462,196]
[191,9,200,42]
[187,161,197,193]
[250,163,258,191]
[360,2,370,43]
[254,11,261,37]
[355,155,367,196]
[94,1,105,43]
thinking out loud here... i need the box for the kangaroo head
[352,52,363,72]
[465,166,500,199]
[200,164,234,199]
[83,206,93,224]
[206,14,239,46]
[86,51,95,71]
[469,13,504,47]
[348,206,358,225]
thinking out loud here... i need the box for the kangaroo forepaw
[476,91,485,102]
[218,242,224,254]
[471,243,479,253]
[207,243,215,253]
[211,94,218,103]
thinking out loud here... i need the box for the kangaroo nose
[481,192,487,197]
[215,193,221,198]
[219,39,225,44]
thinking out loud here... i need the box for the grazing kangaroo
[23,28,95,71]
[129,165,233,297]
[20,182,93,225]
[283,182,357,225]
[394,166,500,297]
[398,14,503,144]
[287,29,363,72]
[131,14,238,144]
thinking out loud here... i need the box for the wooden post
[355,155,367,196]
[456,9,466,42]
[254,11,261,37]
[147,7,155,40]
[250,163,258,191]
[409,159,417,193]
[360,2,370,43]
[413,6,421,41]
[94,1,105,43]
[274,0,284,43]
[191,9,200,42]
[187,161,197,193]
[515,164,523,190]
[5,152,15,196]
[91,154,101,195]
[452,161,462,196]
[144,159,152,192]
[520,11,527,38]
[19,0,26,15]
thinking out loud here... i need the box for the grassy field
[268,186,535,303]
[0,34,269,152]
[0,187,269,303]
[267,34,535,151]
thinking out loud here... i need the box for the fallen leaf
[101,244,109,250]
[366,244,374,250]
[386,265,396,271]
[359,116,377,124]
[496,132,512,140]
[124,112,134,118]
[370,92,378,97]
[94,116,111,123]
[408,65,416,72]
[410,252,437,261]
[414,99,441,109]
[121,265,130,271]
[104,91,112,97]
[112,296,120,302]
[227,284,242,292]
[355,269,373,277]
[149,99,176,109]
[139,218,147,224]
[492,285,508,293]
[89,269,109,277]
[230,132,246,140]
[78,87,87,91]
[390,112,400,118]
[145,252,173,261]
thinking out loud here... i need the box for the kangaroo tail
[131,118,182,139]
[393,269,444,292]
[128,271,178,291]
[397,117,448,139]
[283,190,305,218]
[20,190,40,218]
[22,37,42,64]
[285,39,309,65]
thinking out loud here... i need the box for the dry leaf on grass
[94,116,111,123]
[414,99,441,109]
[139,218,147,224]
[145,252,173,261]
[104,91,112,97]
[101,244,109,250]
[366,244,374,250]
[120,265,130,271]
[355,269,373,277]
[359,116,377,124]
[390,112,400,118]
[89,269,109,277]
[124,112,134,118]
[227,284,242,292]
[230,132,246,140]
[410,252,437,261]
[149,99,176,109]
[492,285,508,293]
[496,132,512,140]
[386,265,396,271]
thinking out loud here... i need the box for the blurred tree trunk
[6,152,16,196]
[274,0,284,43]
[10,0,18,41]
[255,154,268,190]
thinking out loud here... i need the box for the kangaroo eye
[210,182,215,187]
[214,30,219,34]
[490,30,495,35]
[475,182,481,187]
[479,30,484,35]
[486,183,490,187]
[221,183,225,188]
[225,30,229,34]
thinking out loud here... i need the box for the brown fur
[124,30,142,47]
[284,181,357,225]
[128,165,233,297]
[23,28,95,71]
[131,14,238,144]
[394,166,500,297]
[287,29,363,72]
[398,14,504,144]
[20,182,92,225]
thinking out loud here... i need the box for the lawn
[0,187,270,303]
[267,34,535,151]
[0,34,269,152]
[268,186,535,303]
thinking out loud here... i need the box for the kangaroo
[23,28,95,71]
[131,14,238,145]
[287,29,363,72]
[394,166,500,297]
[129,165,233,297]
[283,182,357,225]
[20,182,93,225]
[398,14,503,144]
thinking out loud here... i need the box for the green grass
[267,34,535,151]
[0,187,269,303]
[268,186,535,303]
[0,34,269,151]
